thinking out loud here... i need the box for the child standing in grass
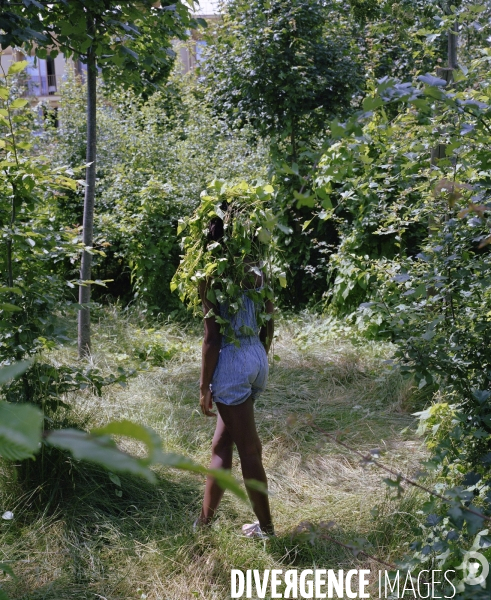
[172,183,278,537]
[196,221,275,537]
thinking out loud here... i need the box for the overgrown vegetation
[1,0,491,597]
[1,312,424,599]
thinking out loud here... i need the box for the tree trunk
[427,19,458,301]
[430,20,458,167]
[78,24,97,358]
[291,114,297,164]
[448,20,458,71]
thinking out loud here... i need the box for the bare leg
[216,397,274,534]
[199,412,234,525]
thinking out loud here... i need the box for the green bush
[46,73,268,312]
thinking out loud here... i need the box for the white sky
[193,0,222,15]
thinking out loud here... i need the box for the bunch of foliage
[203,0,361,152]
[45,74,268,312]
[201,0,364,308]
[2,0,203,355]
[0,60,77,365]
[0,59,144,433]
[171,180,287,343]
[298,12,491,590]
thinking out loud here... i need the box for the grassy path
[0,312,426,599]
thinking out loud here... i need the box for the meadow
[0,310,425,599]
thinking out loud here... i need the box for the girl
[195,210,275,537]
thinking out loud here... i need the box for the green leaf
[239,325,256,336]
[418,74,447,87]
[293,190,315,208]
[10,99,28,110]
[156,453,247,500]
[109,473,121,487]
[362,96,383,111]
[0,401,43,460]
[0,360,32,385]
[92,419,161,461]
[8,61,28,75]
[0,562,15,578]
[330,119,346,138]
[463,508,484,535]
[0,303,22,312]
[46,429,157,483]
[0,87,8,100]
[257,227,271,243]
[276,223,293,234]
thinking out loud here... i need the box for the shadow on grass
[1,455,203,600]
[267,487,422,572]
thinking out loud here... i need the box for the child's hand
[200,388,216,417]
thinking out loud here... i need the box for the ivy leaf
[426,514,440,526]
[463,508,484,535]
[448,505,464,527]
[462,471,481,486]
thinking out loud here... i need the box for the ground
[0,310,427,599]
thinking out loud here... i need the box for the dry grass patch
[0,311,428,599]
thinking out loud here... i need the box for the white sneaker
[241,522,275,539]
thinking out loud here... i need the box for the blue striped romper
[210,291,269,406]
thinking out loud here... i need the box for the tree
[202,0,361,306]
[204,0,361,159]
[2,0,201,356]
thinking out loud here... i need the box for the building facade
[0,12,218,109]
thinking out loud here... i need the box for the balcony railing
[22,75,60,97]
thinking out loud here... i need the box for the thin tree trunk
[291,115,297,164]
[448,20,458,70]
[78,21,97,358]
[7,194,14,288]
[428,19,458,303]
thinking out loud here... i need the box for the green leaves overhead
[171,180,284,343]
[203,0,362,143]
[2,1,200,94]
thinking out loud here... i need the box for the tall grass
[0,309,428,599]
